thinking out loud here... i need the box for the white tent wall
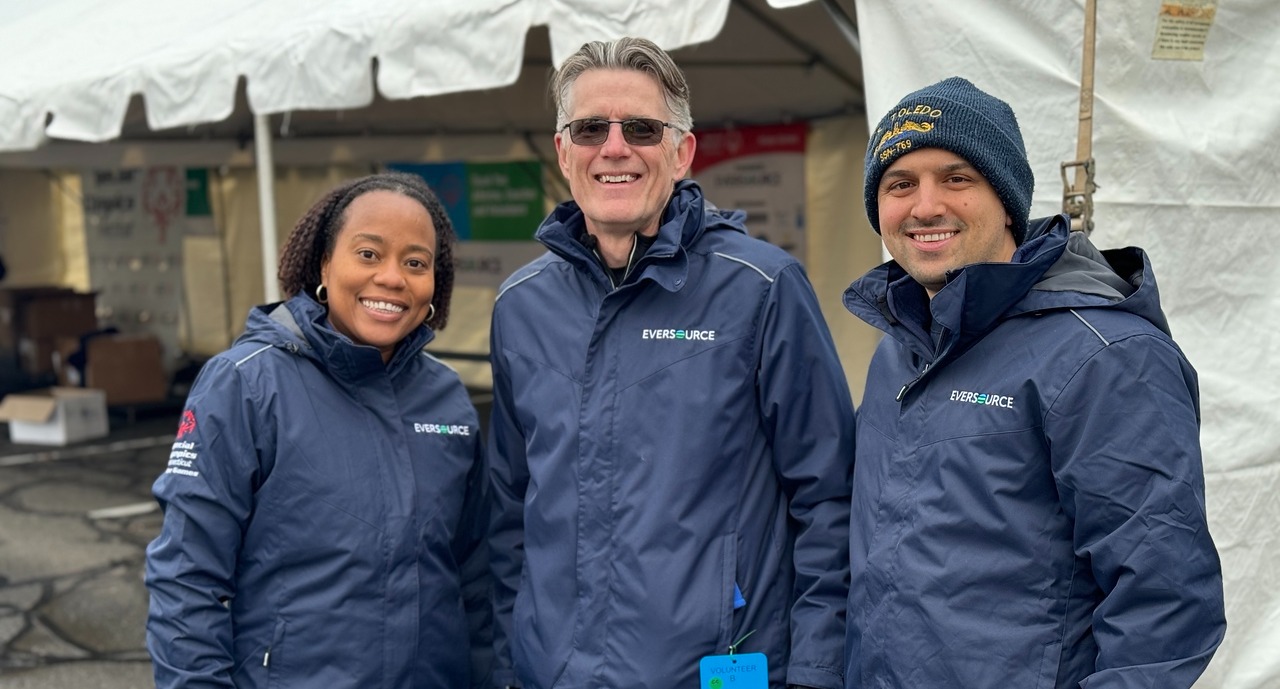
[854,1,1279,686]
[0,170,86,289]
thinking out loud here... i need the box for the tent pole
[253,113,281,302]
[820,0,861,55]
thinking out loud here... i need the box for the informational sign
[389,161,543,241]
[1152,1,1216,61]
[692,123,808,260]
[81,167,215,365]
[390,161,548,288]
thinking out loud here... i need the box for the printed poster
[692,123,808,260]
[81,167,215,366]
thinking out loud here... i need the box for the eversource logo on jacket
[488,180,854,689]
[948,388,1015,409]
[413,422,472,435]
[640,327,716,341]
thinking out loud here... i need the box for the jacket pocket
[265,617,287,688]
[231,641,267,683]
[1035,638,1063,689]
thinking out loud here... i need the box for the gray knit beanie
[864,76,1034,244]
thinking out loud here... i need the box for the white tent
[0,0,810,146]
[0,0,863,298]
[0,1,1274,686]
[0,0,876,392]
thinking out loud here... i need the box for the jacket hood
[844,214,1173,358]
[235,294,434,380]
[1015,215,1170,335]
[534,179,747,289]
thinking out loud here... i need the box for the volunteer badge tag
[699,652,767,688]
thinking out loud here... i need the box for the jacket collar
[239,294,434,381]
[845,213,1171,362]
[534,180,745,292]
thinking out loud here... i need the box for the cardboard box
[0,387,109,445]
[0,287,98,352]
[84,334,168,406]
[22,291,97,339]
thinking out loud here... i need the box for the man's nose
[911,181,947,220]
[599,122,632,156]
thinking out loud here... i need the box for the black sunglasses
[561,118,675,146]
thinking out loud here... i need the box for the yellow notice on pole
[1152,1,1217,61]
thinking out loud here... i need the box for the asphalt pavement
[0,389,492,688]
[0,407,178,688]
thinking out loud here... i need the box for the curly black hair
[277,172,456,331]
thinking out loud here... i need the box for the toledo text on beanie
[863,76,1035,245]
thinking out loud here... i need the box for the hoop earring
[424,303,436,324]
[315,284,328,304]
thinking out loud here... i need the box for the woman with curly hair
[145,172,490,688]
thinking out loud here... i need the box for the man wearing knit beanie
[862,76,1036,297]
[842,77,1225,688]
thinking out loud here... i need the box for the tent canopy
[0,0,861,153]
[0,0,864,309]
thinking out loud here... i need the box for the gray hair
[551,37,693,134]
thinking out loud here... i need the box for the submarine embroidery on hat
[875,104,945,162]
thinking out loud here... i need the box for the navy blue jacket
[488,180,855,689]
[145,295,490,689]
[842,216,1225,688]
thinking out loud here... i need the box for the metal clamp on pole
[1063,0,1098,234]
[1061,158,1096,234]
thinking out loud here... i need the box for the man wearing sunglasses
[488,36,854,689]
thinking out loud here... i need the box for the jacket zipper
[591,234,641,290]
[896,362,932,401]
